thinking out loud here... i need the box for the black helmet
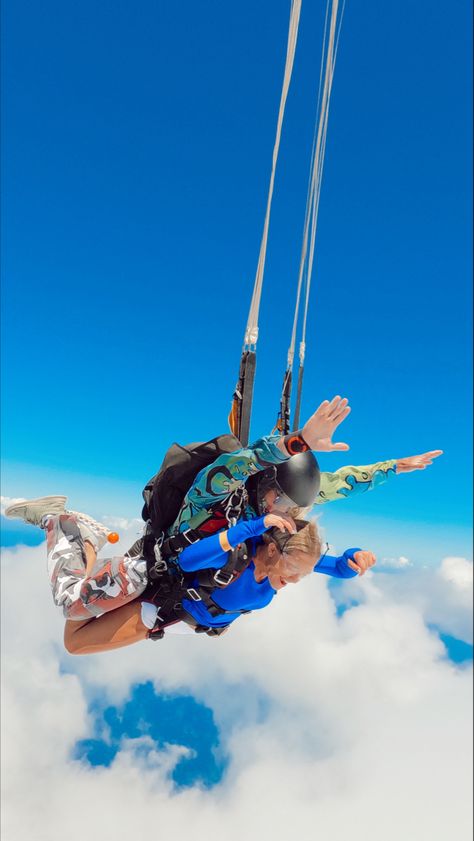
[247,451,320,514]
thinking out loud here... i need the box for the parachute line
[291,0,346,428]
[244,0,302,350]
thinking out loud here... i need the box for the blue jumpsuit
[175,515,360,630]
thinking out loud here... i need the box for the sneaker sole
[4,495,68,519]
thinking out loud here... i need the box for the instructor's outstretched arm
[316,449,443,505]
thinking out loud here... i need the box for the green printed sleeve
[316,459,397,505]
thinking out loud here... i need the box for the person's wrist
[283,430,311,455]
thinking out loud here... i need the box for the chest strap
[160,487,248,560]
[143,541,253,638]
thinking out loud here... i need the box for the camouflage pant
[45,514,148,620]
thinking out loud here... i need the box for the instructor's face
[263,489,279,513]
[263,489,295,514]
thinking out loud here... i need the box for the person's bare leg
[64,601,149,655]
[84,541,97,576]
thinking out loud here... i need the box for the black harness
[137,537,253,640]
[141,487,252,638]
[129,486,253,640]
[159,488,247,557]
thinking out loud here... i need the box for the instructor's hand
[264,513,296,534]
[396,450,443,473]
[300,396,351,452]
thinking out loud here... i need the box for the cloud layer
[1,521,472,841]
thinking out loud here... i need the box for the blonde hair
[264,517,322,562]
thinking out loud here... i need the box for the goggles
[271,492,299,513]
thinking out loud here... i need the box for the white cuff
[140,601,159,630]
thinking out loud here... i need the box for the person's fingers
[421,450,443,459]
[323,396,342,418]
[278,518,295,533]
[267,513,296,533]
[314,400,330,416]
[329,442,350,451]
[332,405,351,424]
[366,552,376,568]
[355,555,368,573]
[326,395,344,417]
[347,559,361,574]
[353,551,376,573]
[365,553,376,569]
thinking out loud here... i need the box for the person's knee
[63,619,88,654]
[63,627,78,654]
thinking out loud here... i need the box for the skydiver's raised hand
[302,396,351,451]
[395,450,443,473]
[277,396,351,455]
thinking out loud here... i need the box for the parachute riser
[228,350,257,447]
[293,363,305,431]
[275,367,292,436]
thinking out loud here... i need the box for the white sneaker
[69,510,111,551]
[4,496,68,527]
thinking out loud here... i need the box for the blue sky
[73,682,229,788]
[1,1,472,814]
[2,0,472,550]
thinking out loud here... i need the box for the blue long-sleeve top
[176,516,361,628]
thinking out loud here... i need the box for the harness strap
[195,542,251,589]
[148,606,231,640]
[159,487,248,561]
[161,527,202,558]
[143,528,254,639]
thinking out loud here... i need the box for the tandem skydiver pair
[5,396,442,654]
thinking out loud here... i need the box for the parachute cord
[292,0,345,428]
[293,361,305,430]
[244,0,302,350]
[287,0,330,372]
[300,0,345,356]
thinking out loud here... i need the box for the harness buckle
[213,569,234,587]
[186,588,202,602]
[153,543,167,573]
[183,529,200,545]
[152,559,168,574]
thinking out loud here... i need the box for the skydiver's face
[254,542,315,591]
[267,549,315,590]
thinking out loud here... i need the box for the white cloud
[1,535,472,841]
[379,554,412,568]
[438,556,473,590]
[355,558,474,645]
[100,515,144,533]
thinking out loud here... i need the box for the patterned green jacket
[172,433,397,534]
